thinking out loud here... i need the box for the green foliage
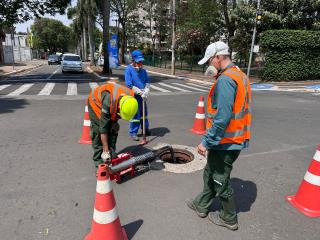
[0,0,71,26]
[261,30,320,81]
[176,0,221,54]
[31,18,73,53]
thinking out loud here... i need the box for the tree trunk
[83,25,87,61]
[120,24,126,64]
[102,0,110,74]
[88,15,95,66]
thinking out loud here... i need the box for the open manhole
[158,148,194,164]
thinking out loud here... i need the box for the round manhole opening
[158,148,194,164]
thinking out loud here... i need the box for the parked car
[61,54,83,73]
[48,54,60,65]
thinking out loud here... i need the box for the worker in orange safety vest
[88,82,138,169]
[186,41,252,231]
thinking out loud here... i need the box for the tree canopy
[0,0,71,27]
[31,18,73,53]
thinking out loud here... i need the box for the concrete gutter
[86,65,119,82]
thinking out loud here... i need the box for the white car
[61,54,83,73]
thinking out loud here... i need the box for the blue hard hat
[131,49,144,62]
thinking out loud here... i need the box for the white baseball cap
[198,41,230,65]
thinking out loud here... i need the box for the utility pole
[171,0,176,75]
[247,0,261,77]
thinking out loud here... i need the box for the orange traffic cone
[85,164,128,240]
[79,100,92,144]
[286,145,320,217]
[190,96,206,135]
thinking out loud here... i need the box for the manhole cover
[158,148,194,164]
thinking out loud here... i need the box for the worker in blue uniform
[125,49,151,141]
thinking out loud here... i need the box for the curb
[0,63,44,80]
[86,65,119,81]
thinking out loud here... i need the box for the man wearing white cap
[186,41,252,231]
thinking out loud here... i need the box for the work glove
[141,83,150,99]
[132,86,143,95]
[101,151,111,164]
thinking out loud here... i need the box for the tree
[102,0,111,74]
[31,18,73,53]
[0,0,71,27]
[176,0,221,56]
[111,0,140,63]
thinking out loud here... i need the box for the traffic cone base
[286,145,320,218]
[79,103,92,144]
[190,96,206,135]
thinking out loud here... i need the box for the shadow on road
[116,144,165,183]
[232,178,257,213]
[123,219,144,240]
[210,177,257,213]
[0,98,29,114]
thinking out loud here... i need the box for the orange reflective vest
[88,82,134,120]
[207,66,252,145]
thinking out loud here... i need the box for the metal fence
[143,52,264,77]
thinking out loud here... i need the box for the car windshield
[64,55,81,61]
[49,55,58,59]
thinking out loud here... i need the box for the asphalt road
[0,65,213,98]
[0,66,320,240]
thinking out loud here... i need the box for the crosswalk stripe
[0,84,11,91]
[186,82,211,89]
[158,82,191,92]
[173,83,208,92]
[89,82,99,90]
[38,83,55,95]
[66,83,77,95]
[7,83,34,96]
[150,84,171,92]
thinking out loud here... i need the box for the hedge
[260,30,320,81]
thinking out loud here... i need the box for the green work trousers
[90,121,119,169]
[193,149,241,223]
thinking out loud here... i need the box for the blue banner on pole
[108,34,119,68]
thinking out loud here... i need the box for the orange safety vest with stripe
[88,82,134,120]
[207,65,252,145]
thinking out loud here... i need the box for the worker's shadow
[137,127,170,144]
[117,144,165,183]
[209,178,257,213]
[123,219,143,240]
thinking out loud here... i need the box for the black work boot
[208,212,238,231]
[185,198,208,218]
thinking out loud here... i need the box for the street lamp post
[171,0,176,75]
[247,0,261,77]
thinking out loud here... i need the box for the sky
[15,0,77,33]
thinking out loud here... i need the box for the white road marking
[149,84,171,92]
[89,82,99,90]
[38,83,55,95]
[158,82,191,92]
[0,84,11,91]
[66,83,77,95]
[173,82,208,92]
[7,83,34,96]
[46,67,60,80]
[187,82,211,89]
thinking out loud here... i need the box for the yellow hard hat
[119,95,138,121]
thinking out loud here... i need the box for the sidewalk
[0,59,46,79]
